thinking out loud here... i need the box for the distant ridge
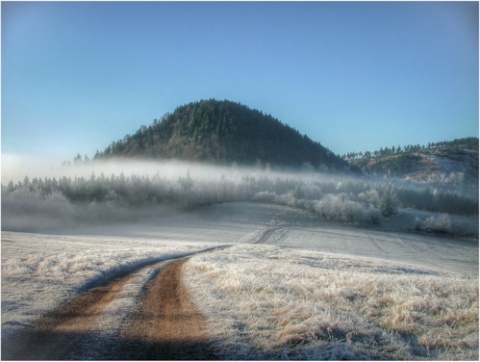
[343,137,479,194]
[95,99,351,172]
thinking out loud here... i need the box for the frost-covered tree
[380,186,398,217]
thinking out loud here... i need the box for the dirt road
[3,258,214,360]
[119,258,215,360]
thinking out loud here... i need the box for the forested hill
[94,99,351,172]
[343,137,479,194]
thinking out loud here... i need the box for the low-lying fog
[2,154,245,183]
[2,156,478,360]
[2,156,478,236]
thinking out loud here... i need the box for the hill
[343,138,479,195]
[95,99,350,172]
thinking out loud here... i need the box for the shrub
[380,187,398,217]
[314,194,381,225]
[423,214,453,234]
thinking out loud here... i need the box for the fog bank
[2,156,478,234]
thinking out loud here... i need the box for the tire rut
[119,258,215,360]
[255,227,284,244]
[3,256,216,360]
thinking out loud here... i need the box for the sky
[2,1,478,162]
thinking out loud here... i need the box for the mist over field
[2,157,478,236]
[2,1,478,358]
[2,154,235,183]
[2,156,478,360]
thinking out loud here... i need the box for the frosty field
[2,202,478,359]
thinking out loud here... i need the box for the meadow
[2,159,478,359]
[185,243,478,360]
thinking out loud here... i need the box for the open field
[2,202,478,359]
[185,244,478,360]
[44,202,478,276]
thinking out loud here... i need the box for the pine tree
[380,186,398,217]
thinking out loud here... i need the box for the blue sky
[2,1,478,160]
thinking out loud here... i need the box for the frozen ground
[2,202,478,359]
[184,244,478,360]
[1,232,217,331]
[44,202,478,275]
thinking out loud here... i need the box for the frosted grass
[1,231,217,332]
[2,201,478,360]
[184,244,479,360]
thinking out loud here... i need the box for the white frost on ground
[1,231,217,333]
[2,202,478,360]
[39,202,478,275]
[263,225,478,275]
[184,244,479,360]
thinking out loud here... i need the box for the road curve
[3,257,215,360]
[118,258,215,360]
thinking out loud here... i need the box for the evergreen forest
[93,99,350,172]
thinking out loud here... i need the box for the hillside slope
[95,99,350,171]
[343,138,479,195]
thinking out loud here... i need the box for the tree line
[3,170,477,227]
[342,137,478,163]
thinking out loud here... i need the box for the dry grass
[184,244,478,360]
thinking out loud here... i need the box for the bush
[380,187,398,217]
[314,194,381,225]
[423,214,453,234]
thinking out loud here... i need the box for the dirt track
[119,258,214,360]
[4,258,214,360]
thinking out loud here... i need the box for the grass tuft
[184,244,478,360]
